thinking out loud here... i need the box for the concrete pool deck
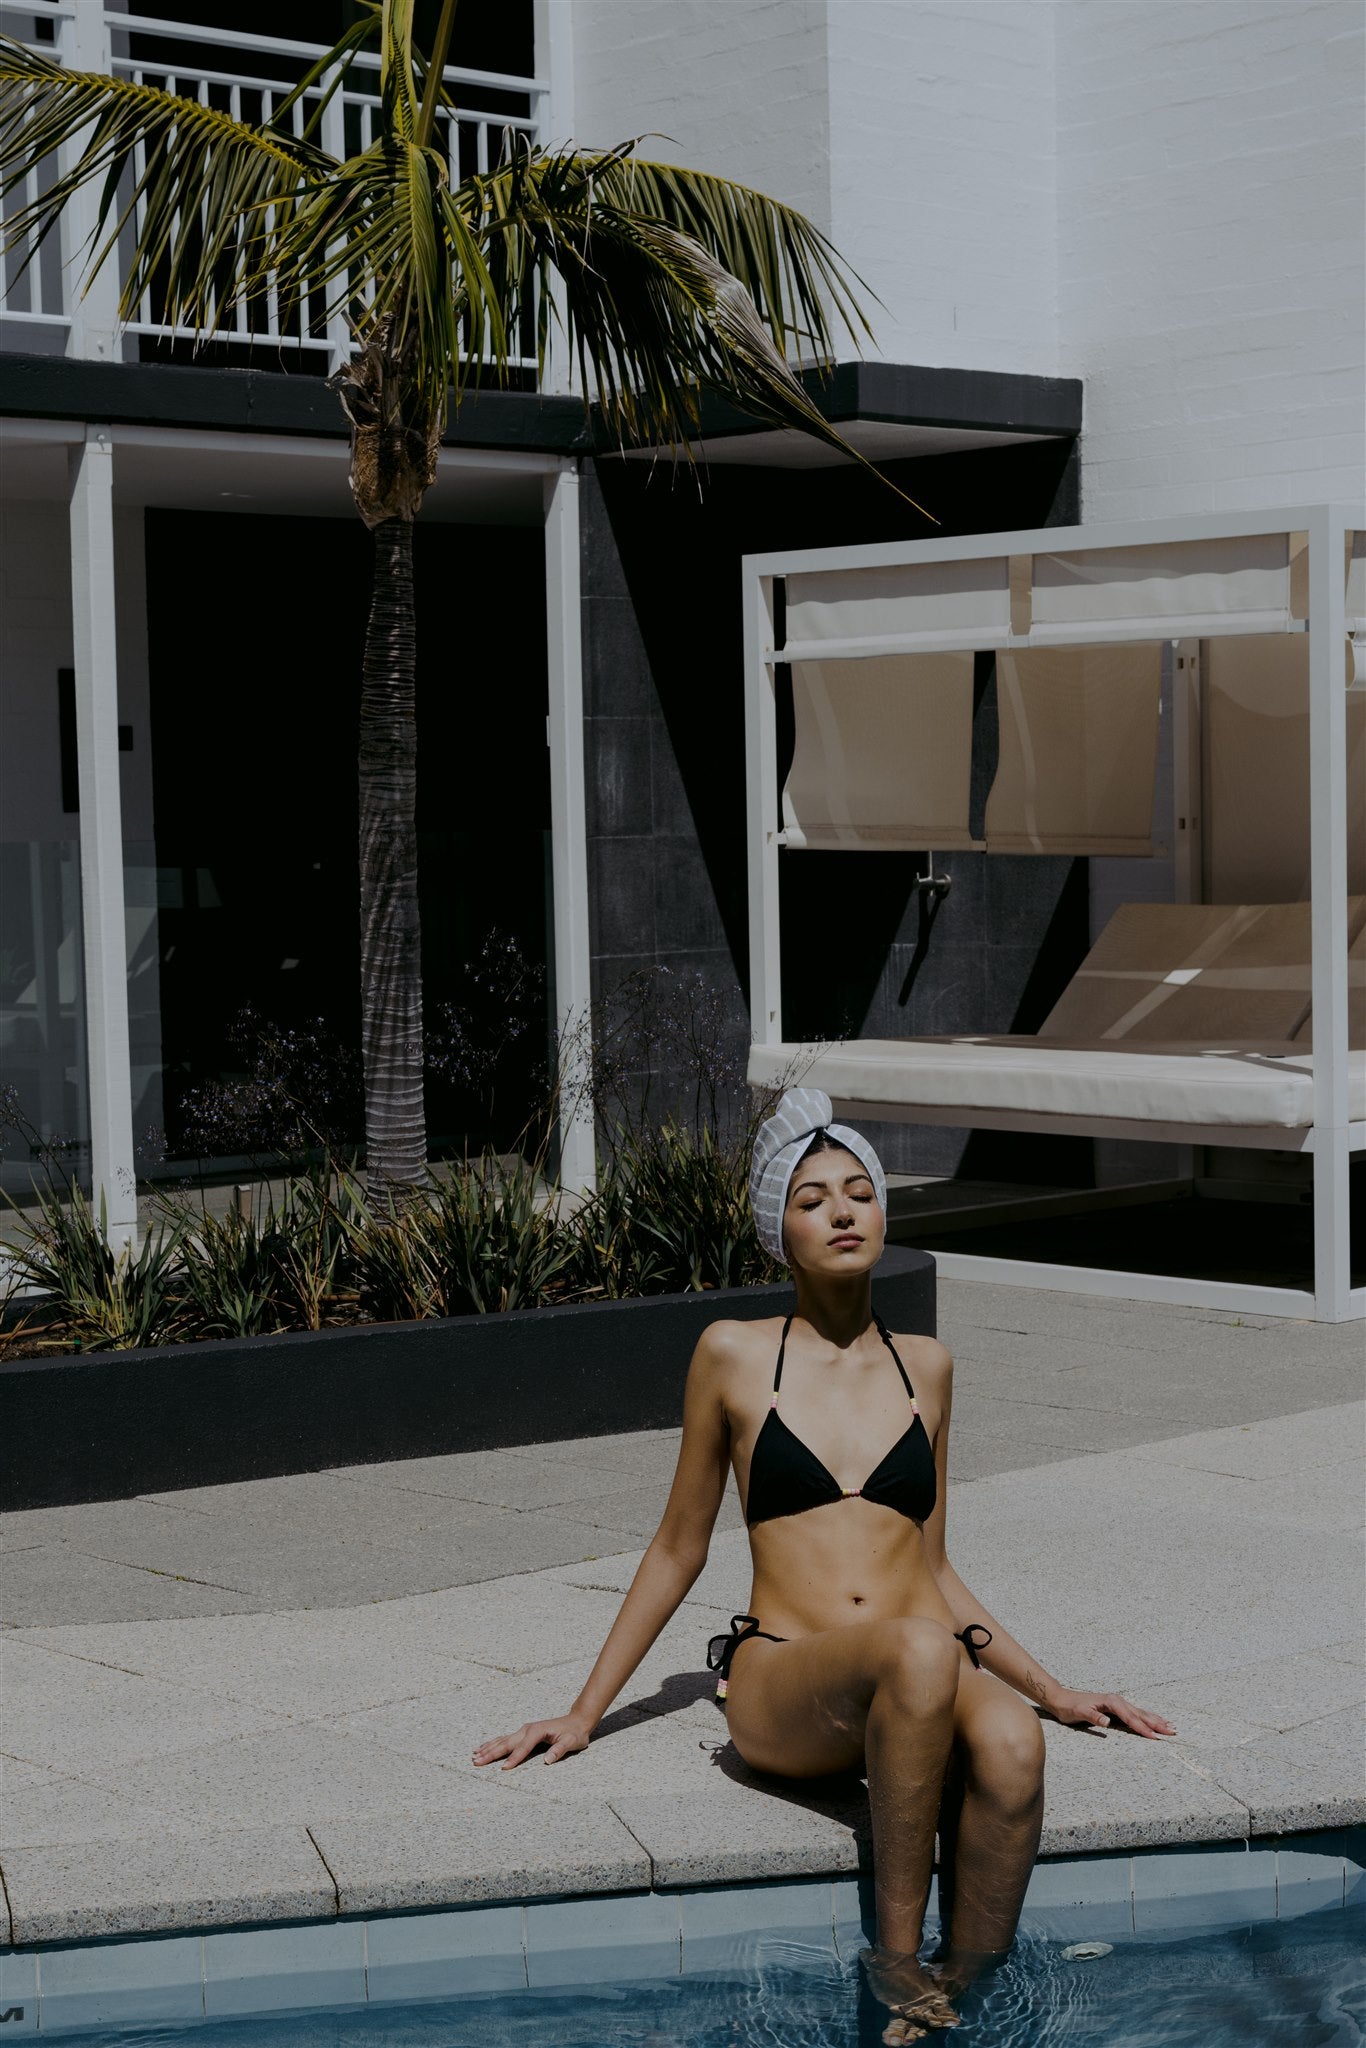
[0,1278,1362,1947]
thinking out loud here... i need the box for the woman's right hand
[472,1715,593,1769]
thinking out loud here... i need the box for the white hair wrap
[749,1087,887,1265]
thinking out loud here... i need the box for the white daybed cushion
[747,1039,1366,1131]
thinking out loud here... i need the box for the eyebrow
[790,1171,875,1198]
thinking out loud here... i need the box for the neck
[790,1271,876,1349]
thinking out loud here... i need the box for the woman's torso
[723,1314,956,1642]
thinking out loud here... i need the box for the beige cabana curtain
[984,643,1162,855]
[783,652,978,850]
[1030,534,1298,638]
[1204,636,1366,902]
[785,559,1011,651]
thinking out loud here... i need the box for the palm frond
[587,152,876,363]
[0,38,332,333]
[465,143,930,512]
[379,0,420,143]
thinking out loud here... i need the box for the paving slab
[312,1801,650,1913]
[18,1609,491,1719]
[0,1545,262,1627]
[0,1767,200,1849]
[0,1639,286,1775]
[612,1781,865,1887]
[1190,1706,1366,1835]
[0,1279,1360,1943]
[1035,1720,1249,1854]
[323,1450,639,1512]
[1,1825,334,1944]
[73,1724,484,1830]
[1137,1648,1366,1742]
[325,1659,590,1768]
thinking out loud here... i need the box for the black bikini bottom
[706,1614,994,1709]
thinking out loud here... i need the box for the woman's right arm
[470,1322,737,1769]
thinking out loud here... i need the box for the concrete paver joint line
[305,1827,342,1917]
[0,1855,15,1947]
[607,1802,659,1888]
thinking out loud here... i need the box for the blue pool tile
[37,1934,203,2030]
[1132,1843,1277,1933]
[526,1893,681,1987]
[367,1904,526,2001]
[1020,1851,1132,1940]
[681,1880,834,1973]
[1277,1834,1348,1918]
[202,1920,366,2017]
[0,1949,38,2034]
[832,1876,875,1960]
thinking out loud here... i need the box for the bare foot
[859,1947,961,2043]
[929,1945,1011,1998]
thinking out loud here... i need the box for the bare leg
[724,1616,962,2040]
[933,1672,1045,1988]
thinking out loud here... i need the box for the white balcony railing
[0,1,546,365]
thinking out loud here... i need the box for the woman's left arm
[915,1342,1175,1740]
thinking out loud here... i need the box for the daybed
[748,899,1366,1151]
[742,507,1365,1320]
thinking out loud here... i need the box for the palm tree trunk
[359,516,426,1199]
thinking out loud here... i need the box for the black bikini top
[745,1314,937,1528]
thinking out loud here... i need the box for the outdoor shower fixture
[915,856,953,897]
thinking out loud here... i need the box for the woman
[474,1088,1174,2042]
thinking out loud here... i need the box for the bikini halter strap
[771,1313,916,1408]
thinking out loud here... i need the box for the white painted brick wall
[824,1,1059,375]
[563,0,1361,519]
[569,1,832,233]
[1057,0,1365,521]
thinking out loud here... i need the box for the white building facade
[1,0,1361,1304]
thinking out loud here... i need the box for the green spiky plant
[0,0,911,1204]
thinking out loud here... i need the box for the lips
[829,1235,863,1249]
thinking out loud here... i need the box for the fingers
[1111,1698,1177,1739]
[471,1723,544,1770]
[1093,1694,1178,1739]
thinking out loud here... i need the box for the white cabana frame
[743,505,1365,1323]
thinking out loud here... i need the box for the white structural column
[532,0,575,394]
[1308,505,1354,1320]
[544,464,596,1193]
[61,0,122,361]
[69,427,137,1246]
[744,570,782,1047]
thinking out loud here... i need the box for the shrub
[4,1183,185,1351]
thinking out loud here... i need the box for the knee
[874,1617,960,1714]
[971,1703,1046,1810]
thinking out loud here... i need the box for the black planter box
[1,1248,935,1510]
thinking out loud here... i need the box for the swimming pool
[6,1835,1362,2045]
[18,1904,1364,2046]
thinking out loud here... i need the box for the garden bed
[1,1248,935,1511]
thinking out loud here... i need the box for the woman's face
[782,1144,885,1276]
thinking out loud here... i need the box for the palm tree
[0,0,909,1201]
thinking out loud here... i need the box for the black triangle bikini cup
[744,1311,938,1528]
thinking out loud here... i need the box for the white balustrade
[0,4,545,364]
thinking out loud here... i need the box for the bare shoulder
[691,1315,786,1374]
[891,1331,954,1397]
[688,1316,785,1401]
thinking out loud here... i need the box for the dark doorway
[144,508,550,1165]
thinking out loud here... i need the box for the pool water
[37,1902,1364,2047]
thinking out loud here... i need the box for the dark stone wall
[578,437,1091,1177]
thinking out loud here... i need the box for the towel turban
[749,1086,887,1265]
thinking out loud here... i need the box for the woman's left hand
[1047,1687,1176,1738]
